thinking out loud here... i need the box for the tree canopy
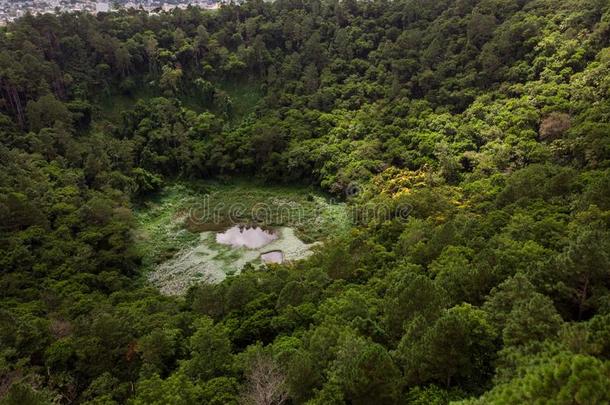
[1,0,609,403]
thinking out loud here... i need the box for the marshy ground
[134,180,350,294]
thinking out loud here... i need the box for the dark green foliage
[0,0,609,403]
[396,304,497,388]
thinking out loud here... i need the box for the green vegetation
[0,0,610,403]
[217,80,264,123]
[134,181,348,293]
[135,180,349,245]
[98,86,163,123]
[134,184,204,271]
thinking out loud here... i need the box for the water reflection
[216,225,278,249]
[261,250,284,264]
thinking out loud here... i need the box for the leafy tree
[460,353,610,405]
[329,334,401,405]
[0,383,57,405]
[396,304,497,388]
[554,218,610,320]
[130,373,202,405]
[26,94,72,132]
[502,294,563,347]
[382,266,446,342]
[181,317,232,381]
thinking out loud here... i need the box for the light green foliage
[130,372,202,405]
[133,184,203,271]
[199,377,240,405]
[407,385,465,405]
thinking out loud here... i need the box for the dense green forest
[1,0,610,403]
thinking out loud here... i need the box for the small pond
[216,226,278,249]
[260,250,284,264]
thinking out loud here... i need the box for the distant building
[0,0,222,23]
[96,1,109,12]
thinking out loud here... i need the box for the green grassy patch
[95,79,262,125]
[96,86,160,123]
[133,179,351,275]
[132,184,203,271]
[217,79,264,123]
